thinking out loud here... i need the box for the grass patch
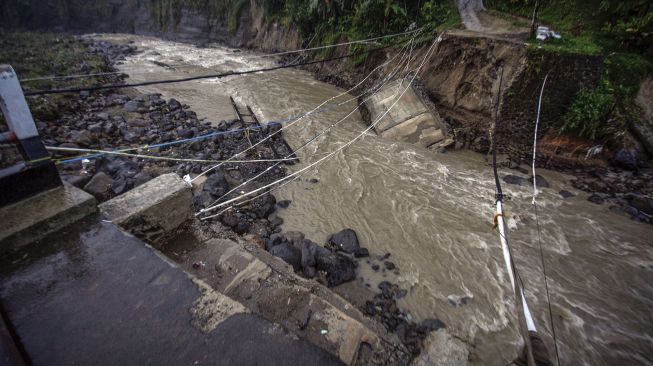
[561,52,653,141]
[0,32,113,121]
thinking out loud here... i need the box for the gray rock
[88,123,103,134]
[503,175,527,186]
[122,131,140,143]
[133,171,153,187]
[354,248,370,258]
[559,190,574,198]
[202,172,229,198]
[128,119,147,127]
[276,200,291,209]
[613,149,637,170]
[253,193,276,219]
[327,228,360,254]
[123,100,140,112]
[270,243,302,271]
[168,98,182,111]
[420,318,446,332]
[531,174,550,188]
[316,253,357,287]
[588,194,604,205]
[96,112,109,121]
[61,174,90,188]
[300,239,332,278]
[103,121,116,134]
[626,194,653,215]
[283,231,305,248]
[70,130,94,147]
[83,172,114,201]
[268,213,283,227]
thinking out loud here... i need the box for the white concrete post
[0,65,39,140]
[0,64,49,164]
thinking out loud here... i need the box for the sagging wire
[189,28,424,184]
[198,35,441,220]
[197,31,424,214]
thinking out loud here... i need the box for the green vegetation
[148,1,460,64]
[259,0,460,36]
[561,52,652,140]
[486,1,652,142]
[485,0,652,56]
[253,0,460,65]
[0,32,112,121]
[148,0,247,31]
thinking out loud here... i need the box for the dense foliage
[485,0,652,56]
[561,53,652,140]
[484,1,652,142]
[260,0,459,35]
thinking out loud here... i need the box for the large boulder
[503,175,527,186]
[202,172,230,198]
[253,193,276,219]
[269,243,302,271]
[531,174,550,188]
[613,149,638,170]
[284,231,305,248]
[300,239,331,278]
[327,228,360,254]
[83,172,114,201]
[626,193,653,216]
[316,252,357,287]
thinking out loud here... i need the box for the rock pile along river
[97,33,653,366]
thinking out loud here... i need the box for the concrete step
[364,78,447,148]
[97,173,408,365]
[0,183,96,252]
[161,231,410,365]
[0,219,342,366]
[380,112,445,148]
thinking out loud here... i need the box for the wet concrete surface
[0,217,342,365]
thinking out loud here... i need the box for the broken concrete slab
[365,78,446,149]
[99,173,191,245]
[411,329,470,366]
[162,231,409,365]
[367,79,429,133]
[381,113,445,147]
[0,219,341,366]
[0,183,96,251]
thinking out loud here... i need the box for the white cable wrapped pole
[496,200,537,332]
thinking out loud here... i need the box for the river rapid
[95,34,653,366]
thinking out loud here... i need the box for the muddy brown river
[95,34,653,366]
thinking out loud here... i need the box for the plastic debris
[536,26,562,41]
[183,174,192,187]
[320,329,328,335]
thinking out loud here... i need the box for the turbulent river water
[96,34,653,366]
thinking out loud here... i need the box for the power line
[19,29,419,84]
[198,33,422,212]
[198,35,441,219]
[46,146,298,164]
[254,29,420,58]
[53,31,419,167]
[190,29,423,184]
[22,34,418,96]
[531,73,562,366]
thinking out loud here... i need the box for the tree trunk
[530,0,541,39]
